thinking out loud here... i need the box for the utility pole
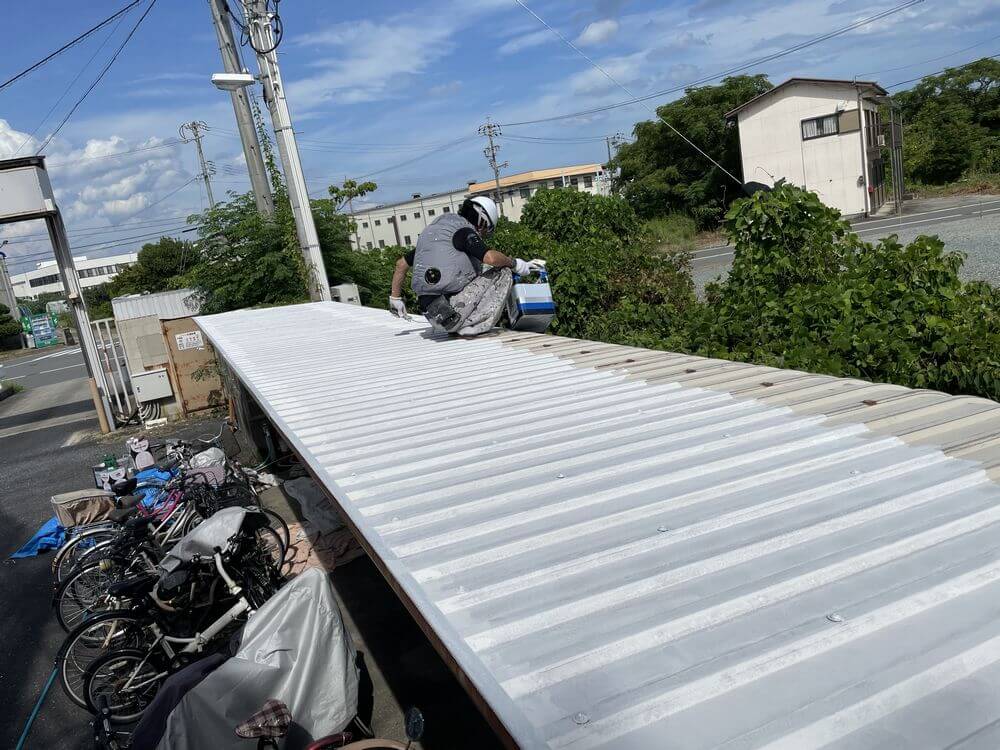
[346,176,360,250]
[478,118,508,217]
[179,121,216,209]
[238,0,331,302]
[206,0,275,217]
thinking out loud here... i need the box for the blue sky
[1,0,997,273]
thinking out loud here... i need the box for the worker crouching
[388,196,545,336]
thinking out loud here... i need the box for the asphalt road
[691,193,1000,268]
[0,347,88,389]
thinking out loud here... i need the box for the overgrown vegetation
[895,58,1000,185]
[609,74,772,228]
[505,184,1000,401]
[0,303,21,349]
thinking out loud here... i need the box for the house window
[404,235,411,245]
[400,214,407,222]
[362,221,369,228]
[366,241,373,249]
[388,216,395,224]
[519,187,531,199]
[569,177,579,191]
[375,219,381,226]
[413,212,420,218]
[552,180,562,189]
[584,176,593,188]
[379,240,385,248]
[801,114,839,140]
[428,208,436,216]
[442,206,451,213]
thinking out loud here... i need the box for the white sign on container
[175,330,204,350]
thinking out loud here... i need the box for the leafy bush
[0,303,21,348]
[497,190,695,340]
[645,214,699,249]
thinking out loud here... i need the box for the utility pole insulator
[478,118,507,218]
[180,121,216,210]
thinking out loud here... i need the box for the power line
[356,135,480,179]
[46,139,184,167]
[501,0,925,128]
[2,215,200,244]
[857,33,1000,78]
[6,226,200,269]
[886,53,1000,89]
[35,0,159,154]
[11,10,132,157]
[511,0,742,185]
[0,0,142,93]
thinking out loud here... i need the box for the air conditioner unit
[877,134,886,147]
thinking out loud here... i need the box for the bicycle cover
[158,507,249,573]
[150,567,359,750]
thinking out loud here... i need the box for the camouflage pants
[446,267,513,336]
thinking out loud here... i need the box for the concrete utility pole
[239,0,331,302]
[478,118,508,217]
[179,121,216,209]
[206,0,274,217]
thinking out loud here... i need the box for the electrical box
[0,157,57,225]
[131,368,173,403]
[332,283,361,305]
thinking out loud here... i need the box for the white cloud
[499,29,553,55]
[429,80,463,97]
[576,19,620,46]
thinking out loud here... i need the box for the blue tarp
[10,517,66,559]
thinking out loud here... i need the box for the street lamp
[210,72,256,92]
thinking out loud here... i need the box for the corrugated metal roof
[111,289,201,322]
[197,302,1000,750]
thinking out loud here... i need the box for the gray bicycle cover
[158,506,249,573]
[153,567,359,749]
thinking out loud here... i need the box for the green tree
[106,236,194,298]
[609,74,772,227]
[904,101,986,184]
[0,303,21,346]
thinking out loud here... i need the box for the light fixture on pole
[210,72,257,92]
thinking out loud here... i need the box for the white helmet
[468,196,499,233]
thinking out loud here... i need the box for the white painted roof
[197,302,1000,750]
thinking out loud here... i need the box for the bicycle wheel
[53,527,117,583]
[261,507,290,553]
[85,648,165,723]
[58,611,149,709]
[54,557,127,632]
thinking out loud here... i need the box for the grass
[645,214,725,254]
[1,380,23,395]
[907,172,1000,199]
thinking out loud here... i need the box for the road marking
[3,374,26,380]
[855,206,1000,233]
[2,348,81,368]
[38,363,86,375]
[855,196,1000,226]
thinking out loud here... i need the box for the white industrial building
[726,78,889,218]
[11,251,138,299]
[348,164,610,250]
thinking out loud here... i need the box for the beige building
[348,164,610,250]
[726,78,888,217]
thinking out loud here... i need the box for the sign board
[175,330,204,351]
[25,313,59,348]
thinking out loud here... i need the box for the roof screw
[573,712,590,725]
[722,433,731,438]
[827,613,845,623]
[850,469,860,476]
[657,525,669,533]
[351,472,357,478]
[557,473,565,479]
[392,516,400,522]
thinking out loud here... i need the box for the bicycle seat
[107,574,157,598]
[112,477,138,496]
[235,699,291,739]
[118,494,143,510]
[109,506,140,524]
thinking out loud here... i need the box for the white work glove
[512,258,546,276]
[388,296,410,320]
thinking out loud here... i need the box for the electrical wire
[856,33,1000,77]
[886,53,1000,88]
[6,226,201,270]
[12,10,132,156]
[45,139,184,167]
[0,0,142,93]
[511,0,742,185]
[35,0,159,155]
[356,135,480,179]
[501,0,925,127]
[1,213,201,243]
